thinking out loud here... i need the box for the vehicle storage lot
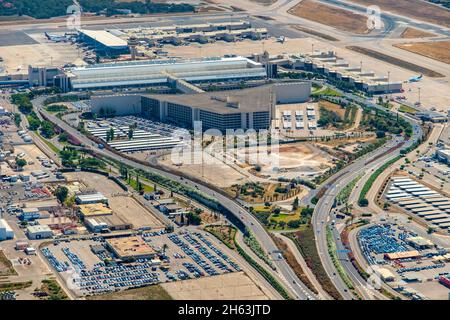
[41,230,241,297]
[358,223,450,299]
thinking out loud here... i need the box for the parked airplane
[408,74,423,82]
[44,32,67,42]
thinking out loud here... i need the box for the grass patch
[271,235,318,294]
[204,225,237,250]
[398,105,418,114]
[234,239,291,300]
[0,281,32,292]
[45,104,68,113]
[86,284,172,300]
[358,156,402,205]
[36,131,60,153]
[287,225,343,300]
[39,279,68,300]
[336,173,364,205]
[312,87,343,97]
[326,226,360,298]
[244,231,275,269]
[128,178,154,193]
[0,251,17,276]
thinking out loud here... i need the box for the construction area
[63,171,165,231]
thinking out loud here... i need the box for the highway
[311,90,423,299]
[32,96,317,300]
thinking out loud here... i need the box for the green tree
[15,158,27,170]
[58,132,69,143]
[292,196,299,210]
[54,186,69,204]
[186,212,201,225]
[358,198,369,207]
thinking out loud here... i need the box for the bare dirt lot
[400,27,436,39]
[394,40,450,65]
[289,0,370,34]
[109,196,164,229]
[237,141,335,180]
[87,284,172,300]
[64,172,164,229]
[348,0,450,28]
[346,46,445,77]
[161,271,270,300]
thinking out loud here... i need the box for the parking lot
[41,230,241,297]
[358,223,450,299]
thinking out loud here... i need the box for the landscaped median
[205,225,291,299]
[358,155,402,207]
[234,238,292,300]
[326,226,360,299]
[286,225,343,300]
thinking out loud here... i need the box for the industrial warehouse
[386,177,450,231]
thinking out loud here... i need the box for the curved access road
[33,96,317,300]
[311,91,423,299]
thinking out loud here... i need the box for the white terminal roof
[67,56,266,90]
[78,29,128,48]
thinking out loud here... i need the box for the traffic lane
[36,100,315,300]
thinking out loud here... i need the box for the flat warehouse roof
[416,210,445,217]
[397,199,424,206]
[405,203,430,209]
[393,182,418,186]
[412,191,438,195]
[424,214,449,221]
[387,193,411,199]
[438,222,450,228]
[424,197,449,203]
[411,206,440,212]
[392,178,413,182]
[402,187,431,192]
[432,218,450,225]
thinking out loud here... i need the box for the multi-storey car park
[89,82,311,132]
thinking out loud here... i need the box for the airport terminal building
[90,82,311,132]
[57,56,267,92]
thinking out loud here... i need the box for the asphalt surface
[311,88,423,299]
[33,96,317,300]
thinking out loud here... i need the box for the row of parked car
[168,233,218,276]
[194,233,241,272]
